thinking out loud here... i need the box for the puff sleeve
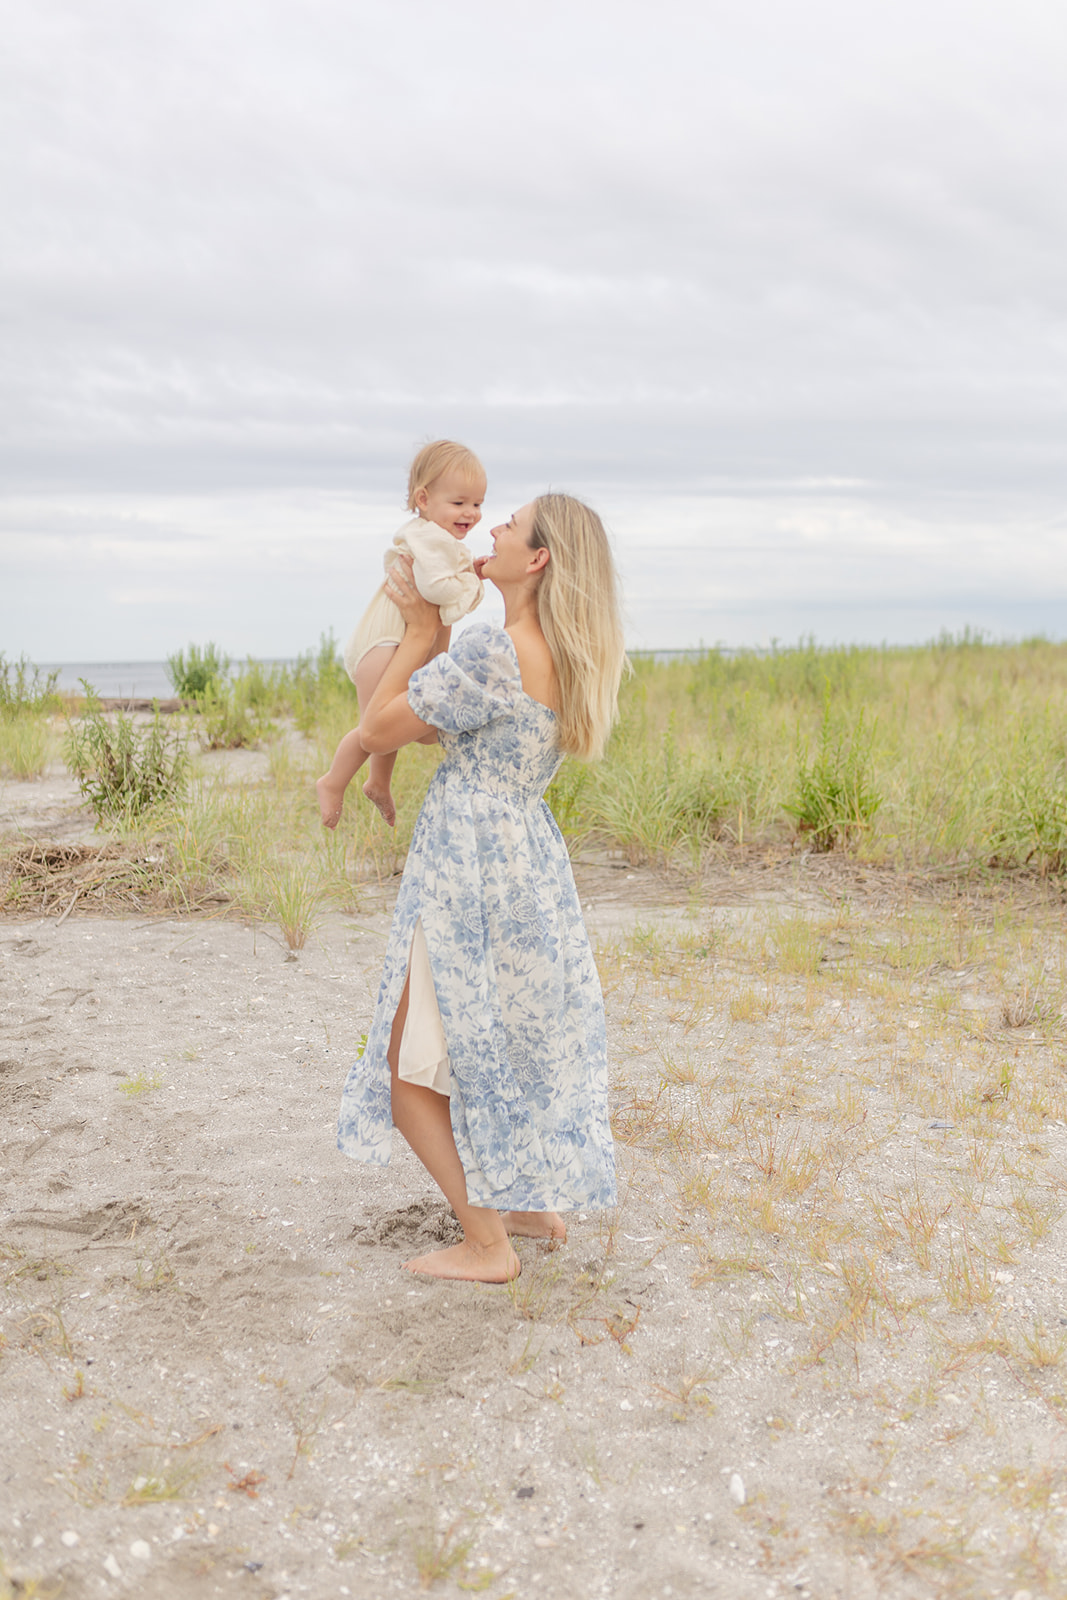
[406,625,521,734]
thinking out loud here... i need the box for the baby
[316,440,486,829]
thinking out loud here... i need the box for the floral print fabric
[337,624,617,1212]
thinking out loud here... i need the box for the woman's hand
[386,555,440,640]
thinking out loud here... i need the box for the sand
[2,771,1066,1600]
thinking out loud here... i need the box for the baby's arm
[403,524,483,625]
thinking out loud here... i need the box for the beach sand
[3,773,1066,1599]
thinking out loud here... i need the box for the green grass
[5,635,1065,938]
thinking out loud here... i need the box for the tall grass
[9,635,1063,925]
[0,653,63,778]
[565,634,1067,872]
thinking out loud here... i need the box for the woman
[337,494,626,1283]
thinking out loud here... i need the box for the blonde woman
[337,495,626,1283]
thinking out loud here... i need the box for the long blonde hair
[528,494,626,761]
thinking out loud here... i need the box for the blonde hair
[528,494,626,761]
[406,440,485,510]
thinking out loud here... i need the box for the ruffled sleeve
[407,625,521,734]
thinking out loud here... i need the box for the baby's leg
[316,728,368,829]
[356,646,400,828]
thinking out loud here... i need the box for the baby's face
[416,470,486,539]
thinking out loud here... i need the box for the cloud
[3,0,1066,655]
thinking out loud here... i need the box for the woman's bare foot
[316,775,345,829]
[501,1210,567,1241]
[403,1239,520,1283]
[363,775,396,828]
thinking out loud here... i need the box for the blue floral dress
[337,624,617,1212]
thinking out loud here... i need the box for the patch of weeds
[1,1248,72,1287]
[191,679,272,751]
[989,758,1067,875]
[0,710,54,779]
[0,1553,62,1599]
[19,1305,75,1361]
[1017,1320,1067,1371]
[249,857,327,952]
[132,1256,176,1293]
[378,1373,441,1395]
[262,1377,330,1480]
[118,1071,164,1097]
[409,1516,476,1593]
[729,985,774,1023]
[166,643,229,699]
[65,688,189,822]
[766,913,828,977]
[654,1363,715,1422]
[0,653,62,713]
[785,701,881,852]
[123,1463,198,1505]
[506,1259,561,1322]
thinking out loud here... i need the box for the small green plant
[166,642,229,699]
[118,1071,164,1097]
[785,700,882,851]
[65,687,189,822]
[257,859,327,951]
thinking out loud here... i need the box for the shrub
[166,643,229,699]
[785,703,882,852]
[191,680,271,751]
[0,653,61,714]
[989,764,1067,875]
[65,687,189,823]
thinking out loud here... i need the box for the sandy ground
[2,772,1067,1600]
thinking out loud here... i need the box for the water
[41,648,737,700]
[42,660,300,698]
[41,661,178,698]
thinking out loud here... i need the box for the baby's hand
[473,554,490,580]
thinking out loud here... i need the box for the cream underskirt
[343,588,405,681]
[398,920,451,1097]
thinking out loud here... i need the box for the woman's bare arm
[360,559,441,753]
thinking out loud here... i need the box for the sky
[2,0,1066,660]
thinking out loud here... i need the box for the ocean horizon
[40,660,298,699]
[39,647,736,700]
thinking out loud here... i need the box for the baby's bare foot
[363,776,396,828]
[502,1210,567,1242]
[316,775,345,829]
[403,1240,520,1283]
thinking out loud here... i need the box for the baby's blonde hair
[528,494,626,762]
[406,440,485,510]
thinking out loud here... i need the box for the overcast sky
[2,0,1065,661]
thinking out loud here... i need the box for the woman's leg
[355,646,400,827]
[388,974,519,1282]
[501,1210,567,1240]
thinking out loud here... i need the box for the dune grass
[561,633,1067,873]
[4,634,1065,943]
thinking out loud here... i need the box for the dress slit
[397,919,451,1097]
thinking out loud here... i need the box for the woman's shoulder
[449,623,521,680]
